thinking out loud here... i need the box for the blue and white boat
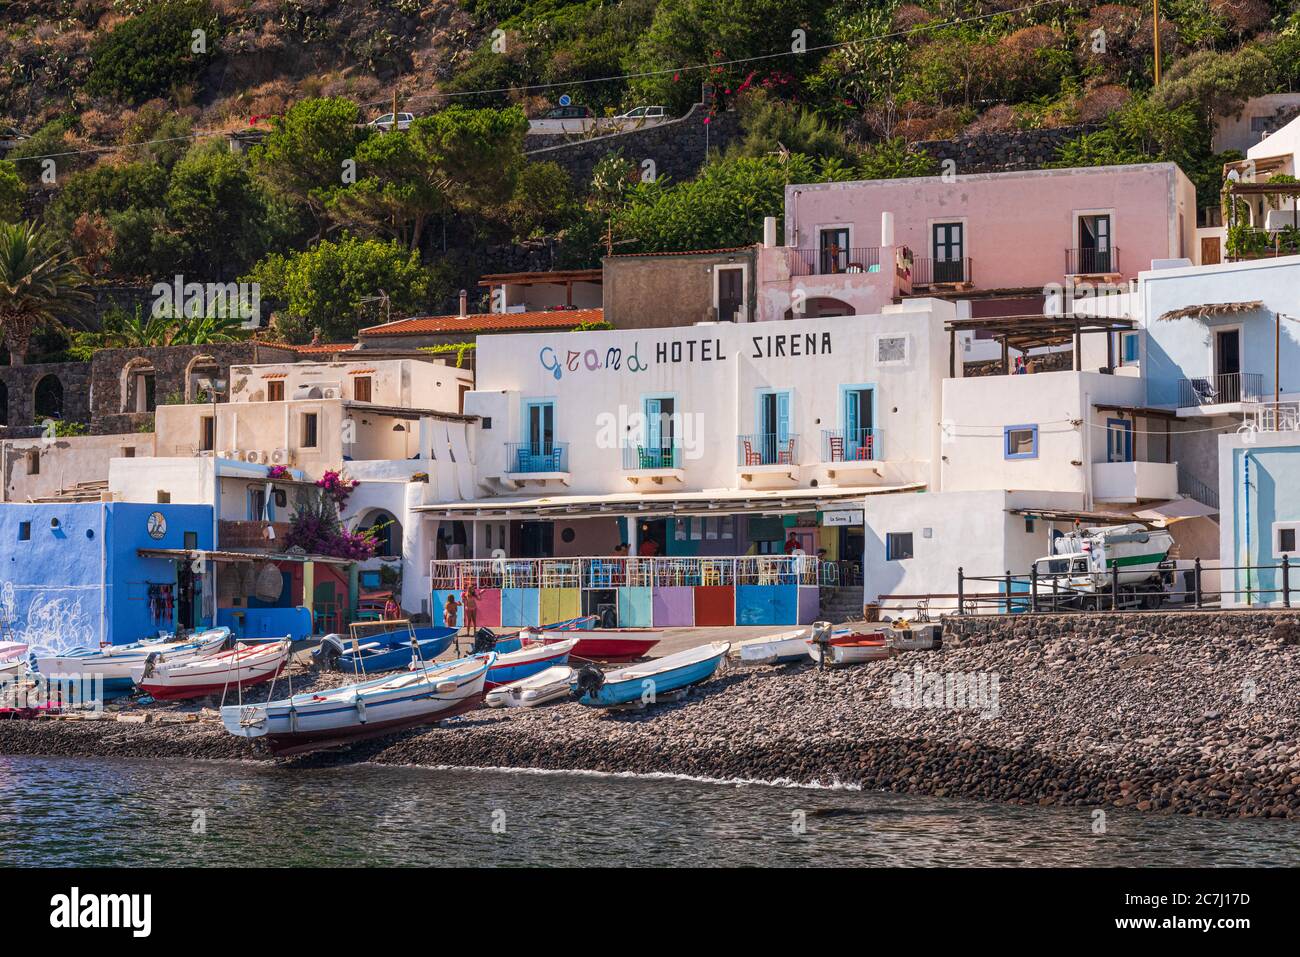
[315,624,459,674]
[222,651,496,756]
[484,636,578,688]
[575,641,730,708]
[34,628,230,700]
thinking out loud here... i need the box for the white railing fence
[430,555,821,590]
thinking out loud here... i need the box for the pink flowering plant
[284,470,377,560]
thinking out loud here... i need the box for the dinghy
[35,629,230,699]
[481,636,578,689]
[534,628,661,662]
[131,638,292,701]
[484,665,576,708]
[575,642,729,707]
[733,628,812,665]
[316,621,458,674]
[804,626,893,667]
[221,652,496,756]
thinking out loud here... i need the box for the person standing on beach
[383,595,401,620]
[461,584,479,638]
[444,593,461,631]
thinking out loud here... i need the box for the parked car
[369,112,414,132]
[0,126,28,151]
[540,105,593,120]
[613,106,668,120]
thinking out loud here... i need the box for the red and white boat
[804,628,894,667]
[530,628,661,663]
[131,639,293,700]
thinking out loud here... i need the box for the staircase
[818,585,864,623]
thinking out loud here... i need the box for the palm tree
[0,221,91,365]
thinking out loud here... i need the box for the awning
[413,483,925,519]
[1157,301,1263,323]
[1008,506,1152,525]
[1092,403,1181,420]
[1133,498,1219,524]
[137,548,354,565]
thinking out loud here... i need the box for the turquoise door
[843,388,873,459]
[643,397,675,468]
[523,400,555,470]
[758,391,791,463]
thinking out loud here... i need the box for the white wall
[2,433,156,501]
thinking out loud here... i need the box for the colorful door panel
[617,586,652,627]
[693,585,735,626]
[652,586,694,627]
[540,587,581,624]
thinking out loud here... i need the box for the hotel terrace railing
[789,246,881,277]
[430,556,822,590]
[505,441,568,473]
[620,445,683,470]
[910,257,972,286]
[1245,400,1300,432]
[1065,247,1120,275]
[737,432,798,466]
[1177,372,1262,408]
[821,427,882,462]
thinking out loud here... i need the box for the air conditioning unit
[322,387,339,399]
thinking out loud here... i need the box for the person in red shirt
[783,533,801,555]
[383,596,401,620]
[638,539,659,556]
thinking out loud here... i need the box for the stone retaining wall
[913,125,1098,174]
[945,609,1300,648]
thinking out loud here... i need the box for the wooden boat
[732,628,812,664]
[35,629,230,699]
[131,638,292,701]
[484,665,576,709]
[804,626,894,667]
[316,621,458,674]
[576,642,729,707]
[221,652,495,756]
[484,637,578,689]
[533,628,661,662]
[489,615,595,654]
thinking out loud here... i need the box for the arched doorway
[33,375,63,421]
[185,355,219,402]
[784,296,855,319]
[361,509,403,559]
[121,357,157,413]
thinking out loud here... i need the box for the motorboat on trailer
[34,628,231,698]
[484,665,576,709]
[574,642,729,708]
[315,621,459,674]
[220,652,496,756]
[131,638,293,701]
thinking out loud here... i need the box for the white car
[369,112,414,132]
[614,106,667,120]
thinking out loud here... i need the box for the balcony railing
[821,427,882,462]
[911,257,972,286]
[506,441,568,473]
[1246,400,1300,432]
[1066,247,1121,275]
[621,445,682,470]
[1177,372,1262,408]
[789,246,881,277]
[1177,465,1219,510]
[431,555,822,590]
[738,432,798,466]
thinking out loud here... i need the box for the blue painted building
[0,502,213,652]
[1218,428,1300,607]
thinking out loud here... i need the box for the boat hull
[332,627,458,674]
[735,629,810,664]
[484,638,577,689]
[806,639,892,666]
[484,666,575,708]
[539,629,661,662]
[261,692,485,756]
[579,642,728,707]
[134,641,292,701]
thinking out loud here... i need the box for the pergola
[944,314,1136,377]
[477,268,603,310]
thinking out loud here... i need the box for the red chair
[742,439,762,466]
[854,435,874,460]
[777,439,795,465]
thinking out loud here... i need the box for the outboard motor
[140,652,161,680]
[572,664,605,699]
[472,628,498,654]
[314,634,345,668]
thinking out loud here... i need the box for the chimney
[881,211,895,248]
[763,216,778,248]
[458,289,468,318]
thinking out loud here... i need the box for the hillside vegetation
[0,0,1298,352]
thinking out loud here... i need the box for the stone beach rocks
[2,611,1298,821]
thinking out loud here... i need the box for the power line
[5,0,1069,164]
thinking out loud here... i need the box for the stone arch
[120,356,157,413]
[359,508,403,559]
[784,296,855,320]
[33,374,63,421]
[185,355,220,402]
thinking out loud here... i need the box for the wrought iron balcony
[911,257,972,286]
[1066,247,1120,275]
[621,445,682,470]
[789,246,881,277]
[1177,372,1262,408]
[737,433,798,467]
[506,441,568,473]
[821,427,882,462]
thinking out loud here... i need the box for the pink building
[756,163,1198,321]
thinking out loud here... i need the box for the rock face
[3,611,1298,820]
[913,125,1101,174]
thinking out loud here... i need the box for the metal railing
[1177,465,1219,509]
[505,441,568,473]
[1066,247,1120,275]
[1177,372,1262,408]
[737,432,798,466]
[621,445,682,470]
[430,555,822,590]
[789,246,881,277]
[911,257,972,286]
[1246,400,1300,432]
[821,427,882,462]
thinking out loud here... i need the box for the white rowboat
[484,665,576,708]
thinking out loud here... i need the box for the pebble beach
[3,613,1299,821]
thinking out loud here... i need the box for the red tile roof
[359,308,604,337]
[285,342,359,354]
[605,246,750,259]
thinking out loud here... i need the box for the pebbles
[2,612,1298,820]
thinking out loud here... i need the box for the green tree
[728,92,860,165]
[245,235,439,342]
[251,98,369,237]
[504,161,580,241]
[0,221,91,365]
[86,0,219,104]
[0,161,22,222]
